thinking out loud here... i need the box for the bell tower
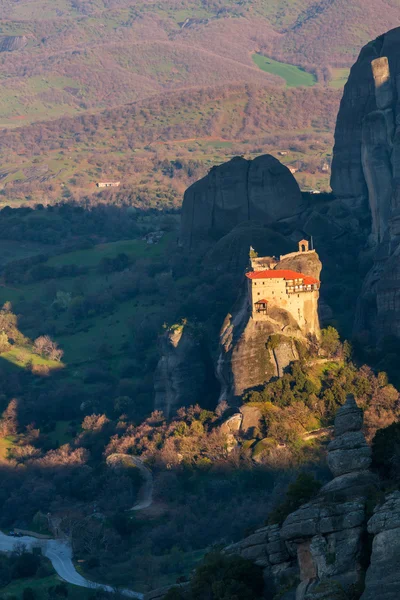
[298,239,309,253]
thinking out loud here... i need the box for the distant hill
[0,0,398,127]
[0,0,399,205]
[0,82,340,206]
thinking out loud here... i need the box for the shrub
[268,472,322,525]
[165,552,264,600]
[11,552,41,578]
[0,331,10,354]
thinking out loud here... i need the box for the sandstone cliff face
[217,288,301,405]
[331,27,400,340]
[226,396,380,600]
[154,325,218,418]
[180,155,305,248]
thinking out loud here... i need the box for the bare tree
[33,335,64,361]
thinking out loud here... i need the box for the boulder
[278,250,322,281]
[180,154,304,248]
[333,395,364,437]
[220,413,242,435]
[239,405,263,437]
[225,524,291,568]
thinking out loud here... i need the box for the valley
[0,2,400,600]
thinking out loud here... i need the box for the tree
[12,552,40,578]
[23,588,36,600]
[165,552,264,600]
[0,398,19,436]
[269,472,322,524]
[0,331,10,354]
[33,336,64,361]
[320,327,341,356]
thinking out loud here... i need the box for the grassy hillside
[0,0,397,207]
[0,82,340,207]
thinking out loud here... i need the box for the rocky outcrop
[225,523,297,597]
[280,396,378,599]
[204,221,292,278]
[217,248,322,404]
[278,250,322,281]
[180,155,305,248]
[225,396,379,599]
[239,405,263,437]
[154,324,219,418]
[217,288,301,404]
[331,27,400,341]
[361,492,400,600]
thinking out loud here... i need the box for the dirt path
[106,453,154,511]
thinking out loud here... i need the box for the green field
[329,67,350,89]
[252,54,317,87]
[47,237,170,269]
[0,235,175,371]
[1,346,64,371]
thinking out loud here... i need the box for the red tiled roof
[246,269,319,285]
[255,299,268,304]
[303,275,319,285]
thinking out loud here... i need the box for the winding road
[0,455,153,598]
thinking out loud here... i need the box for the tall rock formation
[331,27,400,340]
[180,154,305,248]
[154,324,219,418]
[217,246,322,405]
